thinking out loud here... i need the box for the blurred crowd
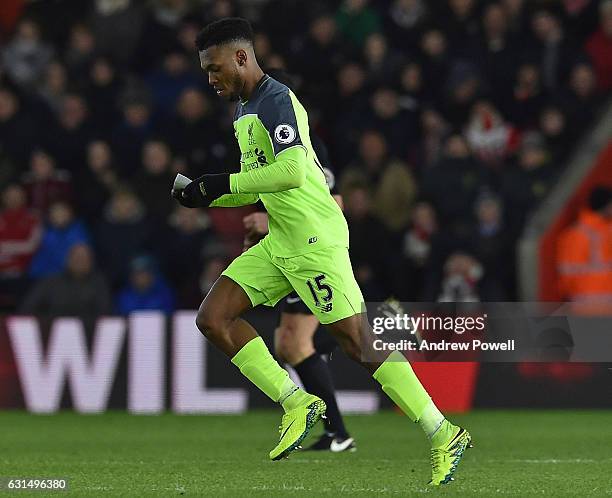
[0,0,611,315]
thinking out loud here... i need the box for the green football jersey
[226,75,348,257]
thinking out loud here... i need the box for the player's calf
[325,313,381,372]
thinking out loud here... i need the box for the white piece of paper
[173,173,191,190]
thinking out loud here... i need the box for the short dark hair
[195,17,254,51]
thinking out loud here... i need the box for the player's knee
[196,307,228,341]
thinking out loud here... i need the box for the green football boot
[429,422,473,485]
[269,395,326,461]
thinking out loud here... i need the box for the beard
[227,72,245,102]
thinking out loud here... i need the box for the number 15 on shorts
[306,274,333,312]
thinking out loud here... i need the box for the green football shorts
[222,238,364,324]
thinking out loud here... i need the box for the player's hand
[243,212,269,235]
[172,173,231,208]
[171,185,201,208]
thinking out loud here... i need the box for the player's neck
[241,68,266,102]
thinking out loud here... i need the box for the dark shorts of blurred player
[280,292,340,356]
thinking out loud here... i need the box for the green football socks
[373,351,449,444]
[231,336,310,412]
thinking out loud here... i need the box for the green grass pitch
[1,410,611,496]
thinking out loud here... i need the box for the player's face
[199,45,244,102]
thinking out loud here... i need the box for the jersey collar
[240,74,270,105]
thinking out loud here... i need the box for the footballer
[172,17,472,485]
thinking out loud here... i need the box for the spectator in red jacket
[0,183,41,276]
[585,0,612,91]
[0,184,42,310]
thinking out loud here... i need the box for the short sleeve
[258,91,304,157]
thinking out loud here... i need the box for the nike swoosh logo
[330,437,354,452]
[446,429,464,450]
[280,420,295,441]
[286,297,302,304]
